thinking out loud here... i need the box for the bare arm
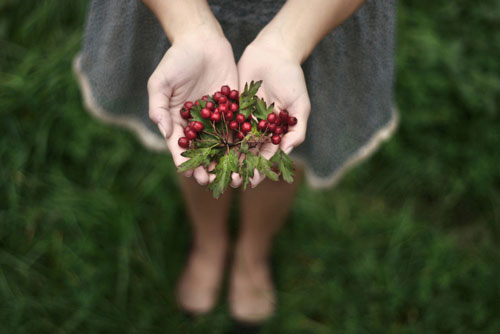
[142,0,223,42]
[258,0,365,63]
[141,0,239,186]
[235,0,365,187]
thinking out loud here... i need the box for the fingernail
[157,123,167,138]
[283,146,293,154]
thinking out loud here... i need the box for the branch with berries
[177,81,297,198]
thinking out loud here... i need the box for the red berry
[201,95,209,101]
[186,129,197,140]
[229,120,239,130]
[268,123,277,133]
[230,102,239,113]
[192,121,204,132]
[184,126,192,136]
[237,131,245,140]
[221,85,230,96]
[258,120,268,131]
[267,113,277,124]
[288,116,297,126]
[274,126,283,135]
[201,108,211,119]
[271,135,281,145]
[184,101,194,109]
[219,96,228,105]
[178,137,189,148]
[279,110,289,122]
[241,122,252,133]
[206,101,215,110]
[219,103,228,113]
[225,111,234,120]
[213,91,222,102]
[211,112,221,122]
[229,90,239,101]
[275,117,282,126]
[195,100,200,106]
[180,108,191,119]
[236,113,245,123]
[282,124,288,132]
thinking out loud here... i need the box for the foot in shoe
[228,250,276,323]
[175,243,228,314]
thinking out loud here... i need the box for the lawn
[1,1,499,333]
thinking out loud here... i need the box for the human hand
[233,33,311,188]
[147,29,238,186]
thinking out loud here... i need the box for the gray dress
[73,0,398,188]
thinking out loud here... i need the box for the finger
[280,97,310,154]
[165,123,193,177]
[249,169,262,188]
[147,75,174,138]
[230,150,245,188]
[194,166,210,185]
[209,173,216,183]
[231,173,242,188]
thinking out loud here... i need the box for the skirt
[73,0,399,188]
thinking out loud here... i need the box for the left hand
[234,33,311,188]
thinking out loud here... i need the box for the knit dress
[73,0,398,188]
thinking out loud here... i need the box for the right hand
[147,28,238,186]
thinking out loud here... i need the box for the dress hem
[72,53,399,190]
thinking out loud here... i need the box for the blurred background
[1,1,499,333]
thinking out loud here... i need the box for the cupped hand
[234,35,311,188]
[147,29,238,186]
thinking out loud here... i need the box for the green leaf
[240,151,259,190]
[239,108,252,119]
[257,155,279,181]
[254,98,270,120]
[177,147,212,173]
[247,80,262,98]
[208,150,239,198]
[270,149,295,183]
[266,103,274,115]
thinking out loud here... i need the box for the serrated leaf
[239,106,253,119]
[254,98,269,120]
[208,150,239,199]
[257,155,279,181]
[270,149,295,183]
[240,151,259,190]
[247,80,262,98]
[177,147,212,173]
[266,103,274,115]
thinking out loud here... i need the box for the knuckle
[295,132,306,146]
[146,75,158,92]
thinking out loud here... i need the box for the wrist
[252,26,306,64]
[143,0,224,44]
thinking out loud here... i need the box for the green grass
[1,0,499,333]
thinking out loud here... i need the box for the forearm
[258,0,365,63]
[142,0,223,43]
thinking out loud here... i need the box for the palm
[236,41,310,187]
[148,33,238,184]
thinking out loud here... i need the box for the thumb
[147,77,173,138]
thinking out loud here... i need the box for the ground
[0,1,499,333]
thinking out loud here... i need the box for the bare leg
[228,167,304,322]
[175,175,233,314]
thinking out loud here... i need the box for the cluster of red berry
[177,85,296,149]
